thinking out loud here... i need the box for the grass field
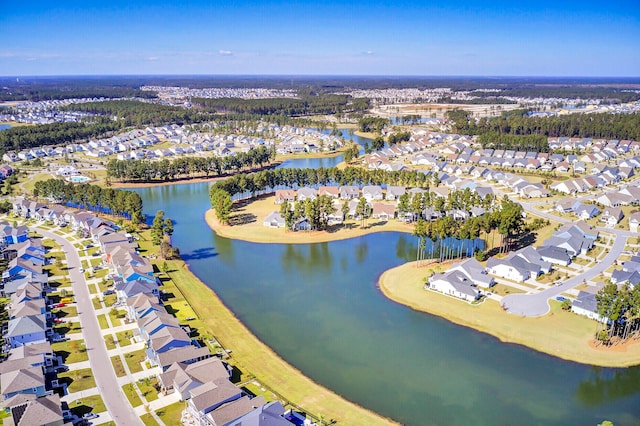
[52,339,88,364]
[380,261,640,367]
[68,394,106,417]
[111,355,127,377]
[122,383,143,407]
[124,349,146,373]
[59,368,96,393]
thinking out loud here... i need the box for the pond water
[133,181,640,426]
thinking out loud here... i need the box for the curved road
[37,228,143,426]
[501,198,636,317]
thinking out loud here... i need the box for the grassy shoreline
[157,238,398,425]
[379,261,640,368]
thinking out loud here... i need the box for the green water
[134,180,640,426]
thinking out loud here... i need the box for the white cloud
[146,56,159,61]
[219,50,233,56]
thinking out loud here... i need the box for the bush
[561,299,572,310]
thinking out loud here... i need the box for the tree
[210,189,233,224]
[151,210,165,246]
[356,197,370,228]
[341,201,350,221]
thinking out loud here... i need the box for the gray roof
[572,291,599,314]
[224,400,293,426]
[537,246,571,263]
[6,393,63,425]
[1,366,45,395]
[6,314,46,337]
[189,378,242,413]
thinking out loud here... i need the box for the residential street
[501,198,633,317]
[36,228,143,426]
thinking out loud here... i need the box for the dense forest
[192,93,369,116]
[62,100,208,127]
[0,120,120,154]
[106,145,275,182]
[0,77,156,101]
[33,178,144,224]
[449,110,640,146]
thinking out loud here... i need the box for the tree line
[477,132,550,153]
[450,109,640,142]
[32,178,144,225]
[192,94,370,116]
[105,145,275,182]
[62,99,209,127]
[0,120,120,154]
[358,117,391,133]
[595,282,640,345]
[210,166,443,199]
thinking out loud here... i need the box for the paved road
[502,232,626,316]
[500,196,636,316]
[37,228,143,426]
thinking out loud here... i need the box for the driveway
[37,228,143,426]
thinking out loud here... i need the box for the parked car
[51,336,68,343]
[83,412,98,420]
[53,318,65,324]
[53,303,66,308]
[103,289,115,296]
[555,296,566,302]
[54,365,69,373]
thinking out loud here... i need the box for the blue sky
[2,0,639,76]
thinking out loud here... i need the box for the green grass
[111,355,127,377]
[97,314,109,330]
[138,378,159,402]
[92,297,103,310]
[68,394,106,417]
[116,330,133,347]
[490,283,526,296]
[54,321,82,334]
[59,368,96,393]
[90,257,102,267]
[122,383,143,407]
[54,305,78,318]
[109,308,125,327]
[124,349,146,373]
[104,294,117,307]
[105,334,117,350]
[52,340,88,364]
[140,413,158,426]
[154,401,185,425]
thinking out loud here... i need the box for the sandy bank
[205,195,414,244]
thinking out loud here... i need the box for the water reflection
[577,366,640,406]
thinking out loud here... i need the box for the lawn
[122,383,143,407]
[105,334,117,350]
[109,307,126,327]
[54,321,82,334]
[140,414,158,426]
[52,339,88,364]
[68,394,106,417]
[116,330,133,347]
[491,283,525,296]
[93,297,103,310]
[138,377,159,402]
[97,314,109,330]
[111,355,127,377]
[54,305,78,318]
[154,401,186,425]
[124,349,146,373]
[59,368,96,393]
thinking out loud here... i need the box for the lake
[134,180,640,426]
[0,124,12,131]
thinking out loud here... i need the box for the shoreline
[205,207,414,245]
[378,261,640,368]
[166,234,398,425]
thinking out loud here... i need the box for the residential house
[5,314,48,348]
[274,190,296,204]
[385,186,406,201]
[362,185,383,202]
[572,291,611,323]
[263,212,286,228]
[601,207,624,227]
[339,186,360,200]
[158,358,232,400]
